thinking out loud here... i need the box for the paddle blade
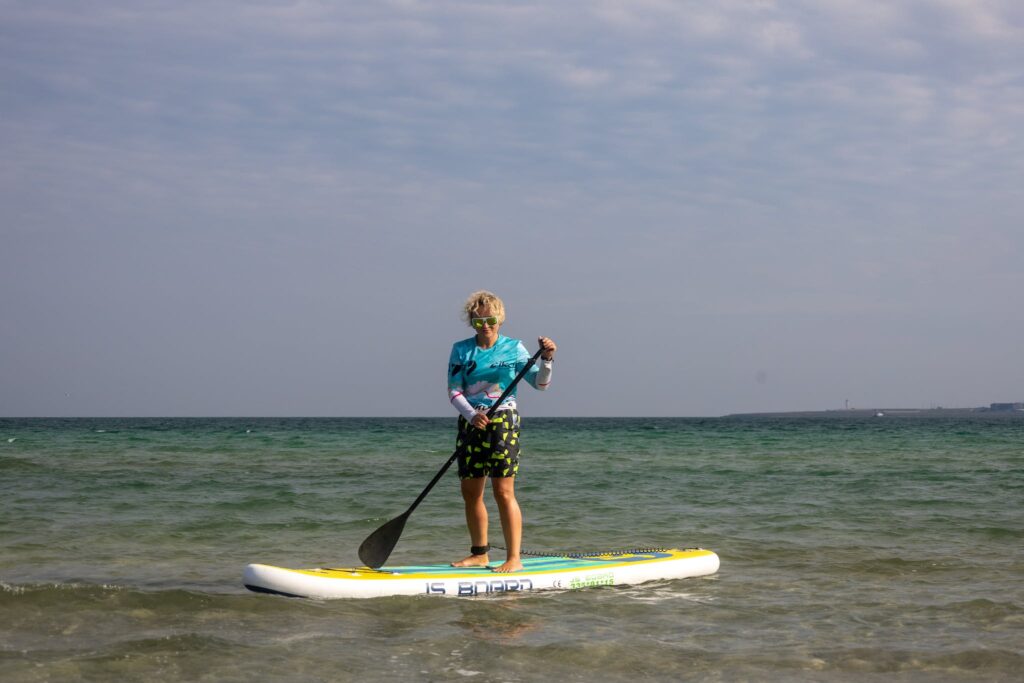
[358,513,408,569]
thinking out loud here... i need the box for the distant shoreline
[3,410,1023,420]
[723,407,1024,418]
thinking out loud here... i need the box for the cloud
[2,0,1023,414]
[4,1,1020,220]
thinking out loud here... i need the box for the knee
[461,484,485,504]
[492,485,517,506]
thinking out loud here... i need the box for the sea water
[1,416,1021,682]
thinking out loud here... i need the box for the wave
[0,455,50,473]
[0,581,253,613]
[802,646,1024,675]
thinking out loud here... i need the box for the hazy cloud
[2,0,1022,415]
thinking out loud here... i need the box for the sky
[2,0,1022,417]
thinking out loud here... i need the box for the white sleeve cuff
[450,393,478,421]
[535,358,553,390]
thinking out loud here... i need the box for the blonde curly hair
[461,290,506,326]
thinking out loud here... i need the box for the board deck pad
[244,548,719,599]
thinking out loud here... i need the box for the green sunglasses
[471,316,500,329]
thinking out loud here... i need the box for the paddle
[358,346,545,568]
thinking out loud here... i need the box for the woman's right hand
[471,413,490,430]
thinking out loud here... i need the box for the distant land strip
[724,405,1024,418]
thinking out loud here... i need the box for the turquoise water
[2,416,1022,681]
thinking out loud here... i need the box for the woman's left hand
[538,336,557,361]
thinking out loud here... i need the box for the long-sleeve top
[447,335,553,421]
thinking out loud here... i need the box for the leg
[451,476,490,567]
[490,476,523,573]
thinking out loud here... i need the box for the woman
[447,291,556,573]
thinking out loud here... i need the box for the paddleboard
[243,548,719,599]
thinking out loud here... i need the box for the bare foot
[451,554,490,568]
[491,559,523,573]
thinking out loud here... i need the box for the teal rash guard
[447,335,553,421]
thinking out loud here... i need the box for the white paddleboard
[244,548,719,599]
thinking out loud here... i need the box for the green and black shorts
[455,409,521,479]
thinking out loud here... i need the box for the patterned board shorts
[455,409,521,479]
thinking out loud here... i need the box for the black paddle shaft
[358,346,545,568]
